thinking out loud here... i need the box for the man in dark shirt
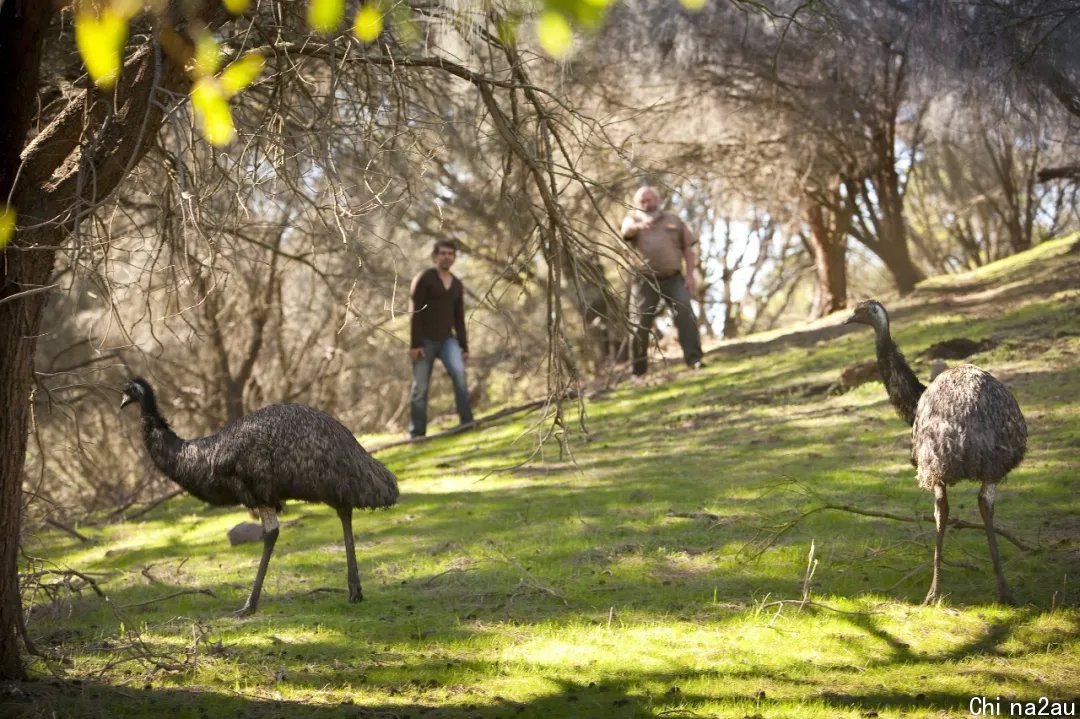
[408,239,474,438]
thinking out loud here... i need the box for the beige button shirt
[620,210,697,276]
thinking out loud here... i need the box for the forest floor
[8,235,1080,718]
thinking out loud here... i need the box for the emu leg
[924,484,948,605]
[979,482,1018,606]
[338,507,363,603]
[236,507,280,616]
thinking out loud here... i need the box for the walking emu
[120,377,399,615]
[845,300,1027,605]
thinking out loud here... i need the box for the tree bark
[0,0,58,681]
[845,176,926,296]
[803,193,850,318]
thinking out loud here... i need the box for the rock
[840,360,880,390]
[227,522,264,546]
[930,358,948,381]
[919,337,996,360]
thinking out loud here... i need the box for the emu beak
[842,311,858,325]
[120,391,134,409]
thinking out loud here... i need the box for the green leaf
[536,10,573,58]
[546,0,611,30]
[0,205,15,251]
[74,8,128,89]
[308,0,346,33]
[220,51,265,97]
[222,0,251,14]
[193,31,222,77]
[353,4,384,44]
[390,3,420,45]
[191,79,236,146]
[496,17,519,47]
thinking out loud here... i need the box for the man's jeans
[409,336,474,437]
[630,272,703,375]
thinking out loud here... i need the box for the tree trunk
[845,176,926,296]
[0,1,224,678]
[803,195,850,318]
[871,233,925,295]
[0,0,57,681]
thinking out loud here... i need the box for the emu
[844,300,1027,605]
[120,377,399,615]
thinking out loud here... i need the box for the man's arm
[681,221,699,295]
[454,281,468,357]
[622,212,655,241]
[409,271,426,358]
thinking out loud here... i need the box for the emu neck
[873,325,926,427]
[137,396,186,481]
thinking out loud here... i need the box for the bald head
[633,186,660,213]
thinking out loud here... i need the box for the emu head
[844,299,889,333]
[120,377,152,410]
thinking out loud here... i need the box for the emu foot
[348,589,363,604]
[997,587,1019,607]
[921,588,941,606]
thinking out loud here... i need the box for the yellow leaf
[193,31,221,77]
[353,4,384,44]
[0,205,15,251]
[679,0,709,10]
[220,51,265,97]
[74,8,128,88]
[536,11,572,58]
[222,0,251,14]
[308,0,345,33]
[191,79,236,146]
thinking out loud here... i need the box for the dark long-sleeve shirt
[409,268,468,352]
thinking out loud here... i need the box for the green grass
[12,239,1080,718]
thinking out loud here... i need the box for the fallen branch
[820,503,1036,552]
[45,518,91,543]
[118,588,217,610]
[742,501,1036,560]
[123,488,185,521]
[369,398,547,452]
[422,565,483,587]
[759,598,877,616]
[666,510,721,521]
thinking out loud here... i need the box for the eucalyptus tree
[0,0,621,680]
[902,0,1080,182]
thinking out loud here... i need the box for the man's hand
[685,273,698,296]
[409,347,424,361]
[621,215,654,239]
[462,351,469,363]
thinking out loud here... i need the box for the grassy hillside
[10,236,1080,718]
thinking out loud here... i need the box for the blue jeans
[409,337,473,437]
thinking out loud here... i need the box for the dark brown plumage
[845,300,1027,605]
[120,377,399,615]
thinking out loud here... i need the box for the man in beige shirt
[621,185,704,376]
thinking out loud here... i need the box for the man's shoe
[691,360,705,370]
